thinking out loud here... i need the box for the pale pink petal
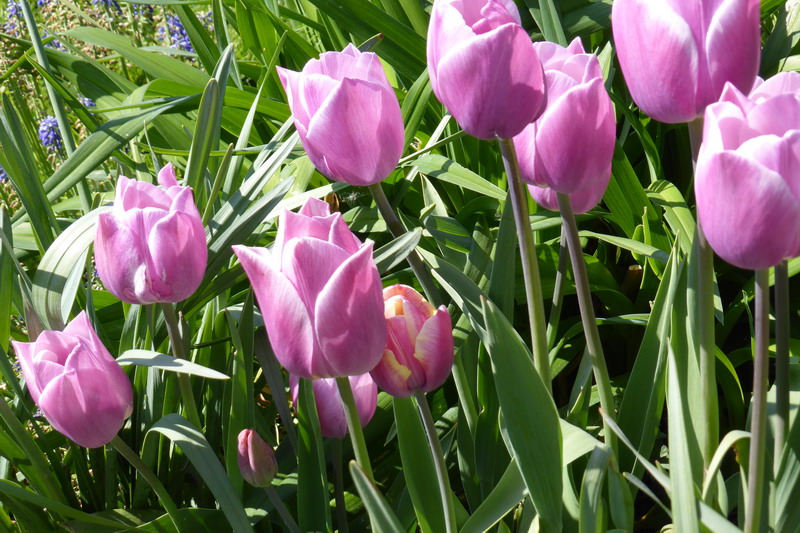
[234,245,325,379]
[696,151,800,270]
[612,0,700,123]
[531,77,615,194]
[414,307,455,393]
[305,77,404,186]
[434,23,545,139]
[157,163,179,188]
[704,0,760,102]
[314,243,386,377]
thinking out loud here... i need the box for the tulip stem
[335,376,374,481]
[496,137,550,392]
[414,389,457,533]
[774,261,790,463]
[111,436,183,531]
[367,183,443,307]
[556,192,616,453]
[745,269,770,533]
[265,486,301,533]
[160,303,203,431]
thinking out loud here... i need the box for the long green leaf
[479,298,563,532]
[147,414,254,533]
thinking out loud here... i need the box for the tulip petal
[275,210,338,258]
[117,177,173,212]
[277,68,340,133]
[328,214,363,255]
[435,23,545,139]
[157,163,179,188]
[530,77,615,194]
[290,375,348,438]
[750,71,800,101]
[305,77,404,186]
[168,186,203,219]
[414,307,455,393]
[299,197,331,217]
[281,237,350,313]
[704,0,760,101]
[428,0,483,87]
[314,242,386,377]
[696,151,800,270]
[95,212,154,305]
[234,245,324,378]
[147,211,207,302]
[305,46,392,92]
[350,373,378,428]
[612,0,700,123]
[38,367,131,448]
[12,340,39,400]
[370,349,414,397]
[746,94,800,138]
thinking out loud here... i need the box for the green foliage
[0,0,797,532]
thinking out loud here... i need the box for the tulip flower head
[290,373,378,439]
[233,197,386,379]
[11,312,133,448]
[513,38,615,212]
[612,0,761,124]
[277,45,405,186]
[95,164,207,305]
[427,0,546,139]
[695,73,800,270]
[237,429,278,487]
[370,285,454,398]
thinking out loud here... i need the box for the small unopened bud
[237,429,277,487]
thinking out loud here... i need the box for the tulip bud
[612,0,760,123]
[233,198,386,379]
[370,285,454,398]
[11,312,133,448]
[95,164,207,305]
[237,429,278,487]
[277,44,404,186]
[427,0,546,139]
[695,75,800,270]
[513,39,615,211]
[290,373,378,439]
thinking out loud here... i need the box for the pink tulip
[513,38,615,209]
[370,285,454,398]
[289,373,378,439]
[11,312,133,448]
[695,74,800,270]
[427,0,546,139]
[233,198,386,379]
[612,0,760,124]
[277,45,404,186]
[237,429,278,487]
[95,164,207,305]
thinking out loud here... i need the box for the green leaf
[147,414,254,532]
[580,230,669,263]
[296,379,333,533]
[479,298,563,532]
[32,207,110,330]
[349,461,405,533]
[117,350,230,380]
[185,78,222,201]
[666,345,700,533]
[409,154,507,200]
[374,228,422,273]
[579,445,613,533]
[393,397,446,533]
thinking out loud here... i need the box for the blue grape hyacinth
[38,116,63,152]
[164,14,193,52]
